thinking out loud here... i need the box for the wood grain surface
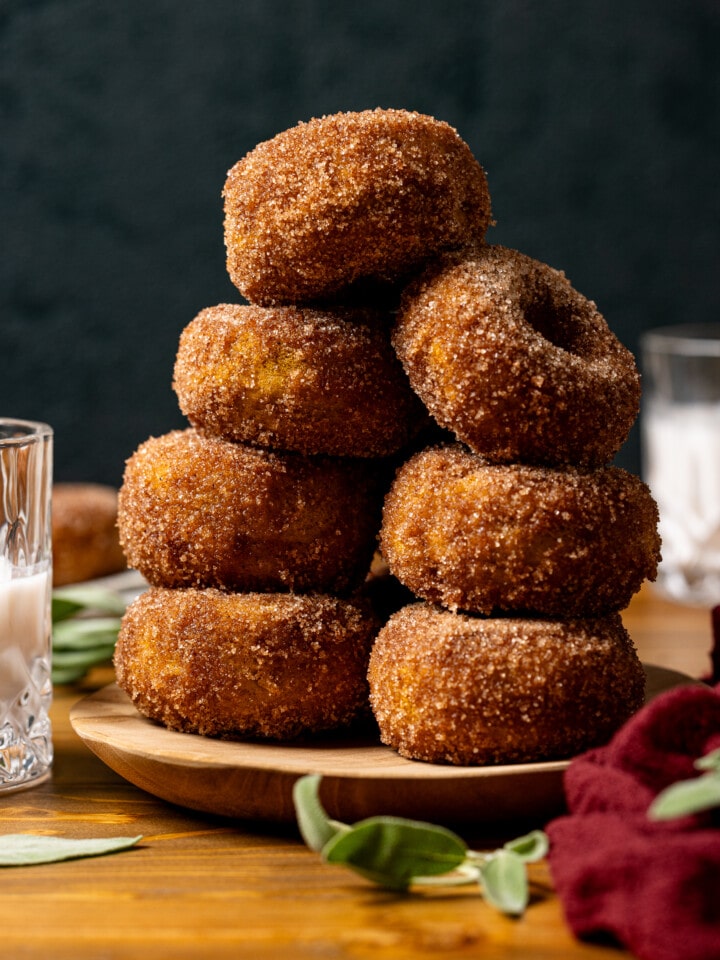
[0,583,713,959]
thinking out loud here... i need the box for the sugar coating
[223,108,492,305]
[393,244,641,466]
[172,303,425,456]
[380,444,661,617]
[368,603,646,765]
[115,587,378,739]
[117,428,385,594]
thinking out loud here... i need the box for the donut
[172,303,425,456]
[115,587,378,739]
[393,244,641,466]
[117,429,384,594]
[223,108,492,305]
[367,603,646,765]
[380,444,660,617]
[52,483,127,585]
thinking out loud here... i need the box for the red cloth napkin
[546,671,720,960]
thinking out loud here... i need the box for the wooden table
[0,585,714,959]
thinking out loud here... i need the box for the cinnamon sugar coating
[223,109,492,305]
[380,445,660,617]
[117,429,385,593]
[368,603,646,765]
[393,245,641,466]
[115,587,378,739]
[173,303,424,456]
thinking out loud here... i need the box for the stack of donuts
[372,245,661,765]
[114,108,661,765]
[113,108,489,740]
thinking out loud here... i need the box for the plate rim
[67,663,697,823]
[70,681,573,782]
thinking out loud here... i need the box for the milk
[642,401,720,604]
[0,417,53,789]
[0,558,51,703]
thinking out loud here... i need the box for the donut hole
[522,289,586,356]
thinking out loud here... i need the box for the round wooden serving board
[70,664,695,826]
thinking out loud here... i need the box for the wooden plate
[70,664,695,826]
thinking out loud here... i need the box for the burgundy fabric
[547,674,720,960]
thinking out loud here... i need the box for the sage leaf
[695,748,720,773]
[0,834,142,866]
[648,772,720,820]
[322,816,467,891]
[292,775,348,852]
[52,646,117,670]
[51,618,121,684]
[52,618,123,650]
[503,829,549,863]
[51,602,125,683]
[51,596,86,623]
[292,777,545,916]
[479,849,528,915]
[52,586,128,619]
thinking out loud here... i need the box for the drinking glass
[0,418,53,791]
[640,324,720,606]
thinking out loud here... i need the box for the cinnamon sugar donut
[52,483,126,585]
[380,445,660,617]
[115,587,378,739]
[368,603,646,765]
[393,245,641,466]
[223,109,492,305]
[172,303,424,456]
[118,429,384,594]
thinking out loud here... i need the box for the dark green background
[3,0,718,484]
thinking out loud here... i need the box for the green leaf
[52,586,128,620]
[51,596,86,623]
[322,816,467,891]
[648,771,720,820]
[0,834,142,867]
[479,849,529,915]
[51,617,122,683]
[503,829,549,863]
[292,777,544,917]
[695,748,720,772]
[52,646,117,669]
[52,618,123,650]
[50,588,127,683]
[292,775,348,853]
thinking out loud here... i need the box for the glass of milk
[641,325,720,606]
[0,419,53,791]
